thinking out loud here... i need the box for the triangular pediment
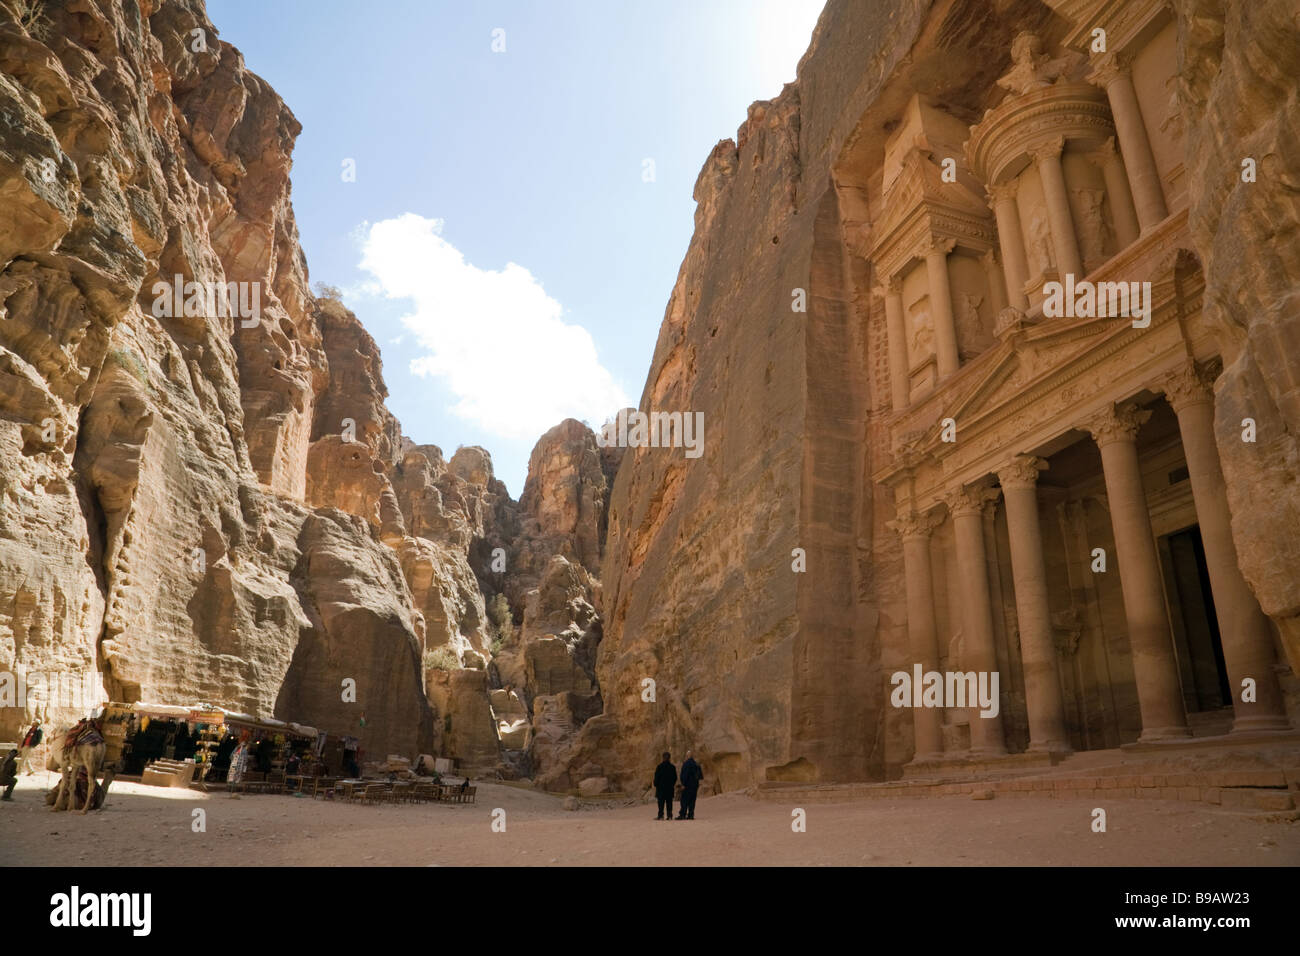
[946,311,1125,425]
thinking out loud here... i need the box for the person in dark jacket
[677,750,702,819]
[652,752,676,821]
[1,749,17,800]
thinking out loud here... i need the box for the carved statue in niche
[1026,204,1055,275]
[1072,188,1109,264]
[956,292,987,355]
[1159,73,1183,140]
[996,32,1081,97]
[909,303,934,364]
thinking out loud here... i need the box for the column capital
[1085,135,1119,166]
[944,483,1001,518]
[1082,402,1152,446]
[1087,51,1132,90]
[987,180,1020,205]
[1158,361,1215,412]
[923,236,957,258]
[981,247,1002,270]
[873,273,903,297]
[1028,135,1066,165]
[997,454,1048,490]
[888,509,944,541]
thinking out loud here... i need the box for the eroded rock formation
[0,0,618,775]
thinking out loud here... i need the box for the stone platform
[754,734,1300,817]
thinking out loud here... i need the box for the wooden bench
[412,783,440,803]
[359,783,388,805]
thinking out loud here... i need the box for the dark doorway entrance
[1163,526,1232,711]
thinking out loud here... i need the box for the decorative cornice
[997,454,1048,490]
[965,83,1112,185]
[1082,402,1151,446]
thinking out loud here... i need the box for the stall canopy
[127,702,320,739]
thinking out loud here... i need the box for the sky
[206,0,826,496]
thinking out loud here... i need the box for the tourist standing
[653,752,677,821]
[678,750,702,820]
[18,720,42,775]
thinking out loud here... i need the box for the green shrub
[423,645,460,671]
[108,348,150,388]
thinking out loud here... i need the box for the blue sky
[207,0,825,496]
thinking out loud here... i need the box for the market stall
[100,702,324,789]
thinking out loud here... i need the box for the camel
[47,718,107,814]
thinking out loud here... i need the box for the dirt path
[3,775,1296,866]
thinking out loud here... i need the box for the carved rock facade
[586,0,1299,791]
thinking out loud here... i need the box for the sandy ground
[3,773,1297,866]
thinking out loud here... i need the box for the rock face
[580,0,1300,792]
[0,0,618,774]
[586,2,926,792]
[492,419,618,781]
[0,0,430,756]
[1176,0,1300,675]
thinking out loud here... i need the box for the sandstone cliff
[0,0,616,776]
[576,0,1300,791]
[580,1,940,791]
[1175,0,1300,676]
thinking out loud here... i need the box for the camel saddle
[64,718,104,749]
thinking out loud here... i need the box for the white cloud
[356,214,628,441]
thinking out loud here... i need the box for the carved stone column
[1092,136,1140,249]
[1084,403,1190,740]
[924,238,961,379]
[1089,54,1168,232]
[945,484,1007,755]
[1031,136,1084,281]
[996,455,1071,752]
[1161,364,1291,732]
[890,509,946,760]
[881,276,910,412]
[988,182,1030,311]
